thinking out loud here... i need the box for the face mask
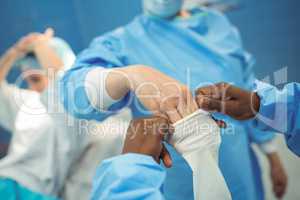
[143,0,183,19]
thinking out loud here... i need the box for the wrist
[32,40,48,52]
[252,92,261,116]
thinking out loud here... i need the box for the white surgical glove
[168,109,232,200]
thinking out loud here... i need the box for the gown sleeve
[253,81,300,156]
[91,153,166,200]
[60,34,131,121]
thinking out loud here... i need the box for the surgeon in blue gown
[91,117,173,200]
[61,1,280,199]
[195,81,300,156]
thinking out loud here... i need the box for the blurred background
[0,0,299,199]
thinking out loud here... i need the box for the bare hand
[122,117,174,168]
[123,66,198,123]
[195,82,260,120]
[14,28,54,54]
[269,153,288,199]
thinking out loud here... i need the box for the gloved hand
[122,117,174,168]
[195,82,260,120]
[166,110,232,200]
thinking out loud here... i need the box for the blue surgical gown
[61,8,276,200]
[253,81,300,156]
[91,154,165,200]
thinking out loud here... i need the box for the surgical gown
[254,81,300,156]
[61,8,276,200]
[91,154,165,200]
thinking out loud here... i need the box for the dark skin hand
[195,82,261,121]
[122,117,174,168]
[268,153,288,199]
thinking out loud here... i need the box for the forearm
[266,152,280,165]
[84,65,149,111]
[0,48,19,82]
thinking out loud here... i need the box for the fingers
[156,117,174,137]
[171,86,198,120]
[274,184,286,199]
[165,109,182,124]
[196,82,248,100]
[160,97,182,123]
[196,84,222,99]
[212,116,227,128]
[182,86,198,111]
[44,28,54,38]
[160,144,172,168]
[177,98,188,117]
[197,95,237,117]
[273,178,287,199]
[196,95,222,112]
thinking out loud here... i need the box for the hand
[268,153,288,199]
[14,28,54,54]
[195,82,260,120]
[122,66,198,123]
[122,117,174,168]
[32,28,54,49]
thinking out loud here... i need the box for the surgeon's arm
[266,151,288,199]
[254,81,300,155]
[195,82,300,155]
[248,131,288,198]
[61,36,197,122]
[91,117,174,200]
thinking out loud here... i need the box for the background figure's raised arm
[0,46,26,131]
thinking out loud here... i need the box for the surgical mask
[143,0,183,19]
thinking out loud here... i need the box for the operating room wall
[0,0,141,54]
[227,0,300,83]
[0,0,299,81]
[0,1,299,147]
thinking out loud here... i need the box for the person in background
[0,28,89,200]
[196,81,300,156]
[60,0,287,199]
[91,117,174,200]
[248,130,288,199]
